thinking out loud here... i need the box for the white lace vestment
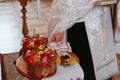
[48,0,119,79]
[115,2,120,53]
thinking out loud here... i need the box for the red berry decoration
[21,34,57,79]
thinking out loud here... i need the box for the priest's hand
[50,32,64,42]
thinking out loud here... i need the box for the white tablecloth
[42,63,84,80]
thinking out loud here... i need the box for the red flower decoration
[39,37,48,45]
[34,40,42,47]
[26,50,36,67]
[40,54,51,68]
[23,40,30,51]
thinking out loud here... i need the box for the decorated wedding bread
[20,34,57,79]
